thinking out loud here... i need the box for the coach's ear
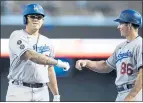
[127,23,132,30]
[130,24,133,30]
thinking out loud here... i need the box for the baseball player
[6,4,70,101]
[75,9,142,101]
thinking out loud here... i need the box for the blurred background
[0,0,142,102]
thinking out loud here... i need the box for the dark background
[1,25,142,38]
[0,25,142,101]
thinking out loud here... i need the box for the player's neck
[25,27,39,36]
[126,31,138,42]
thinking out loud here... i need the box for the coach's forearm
[85,60,112,73]
[48,66,59,95]
[22,50,58,65]
[124,68,143,101]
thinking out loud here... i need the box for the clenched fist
[75,59,89,70]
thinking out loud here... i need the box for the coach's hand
[56,60,70,71]
[53,95,60,102]
[75,60,88,70]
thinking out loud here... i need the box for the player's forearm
[86,60,112,73]
[22,50,58,65]
[48,66,59,95]
[124,68,142,101]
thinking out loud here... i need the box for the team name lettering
[116,50,133,63]
[33,45,50,53]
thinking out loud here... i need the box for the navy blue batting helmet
[114,9,142,27]
[23,4,45,24]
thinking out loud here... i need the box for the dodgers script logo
[116,50,133,63]
[33,45,50,54]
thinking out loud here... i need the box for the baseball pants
[6,81,49,101]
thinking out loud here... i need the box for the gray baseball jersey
[106,36,142,86]
[8,29,55,83]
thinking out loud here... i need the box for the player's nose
[32,19,39,23]
[117,24,120,29]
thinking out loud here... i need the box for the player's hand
[56,60,70,71]
[53,95,60,102]
[75,60,87,70]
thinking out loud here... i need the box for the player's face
[117,23,130,37]
[27,14,44,30]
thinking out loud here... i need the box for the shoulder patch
[20,44,25,49]
[17,40,22,45]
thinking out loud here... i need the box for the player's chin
[33,26,40,30]
[120,33,125,37]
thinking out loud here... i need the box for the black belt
[12,80,48,88]
[117,84,134,92]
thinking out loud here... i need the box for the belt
[12,80,48,88]
[117,84,134,92]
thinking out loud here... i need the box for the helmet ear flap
[23,16,28,25]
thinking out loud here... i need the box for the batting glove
[53,95,60,102]
[56,60,70,71]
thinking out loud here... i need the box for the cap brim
[114,19,126,23]
[114,19,121,22]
